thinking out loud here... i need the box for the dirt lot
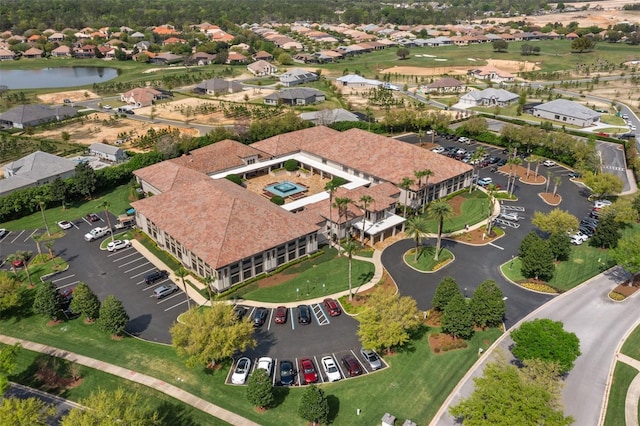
[381,59,540,77]
[38,90,100,104]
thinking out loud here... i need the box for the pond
[0,67,119,89]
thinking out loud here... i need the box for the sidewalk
[0,334,259,426]
[616,353,640,426]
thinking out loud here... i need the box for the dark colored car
[300,358,318,384]
[341,354,363,377]
[144,269,168,285]
[234,306,247,321]
[497,158,508,166]
[86,213,100,222]
[488,156,500,164]
[252,307,268,327]
[323,298,342,317]
[0,229,8,238]
[279,360,296,386]
[568,171,582,179]
[297,304,311,325]
[58,287,74,310]
[578,226,595,236]
[274,306,288,324]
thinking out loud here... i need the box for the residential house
[22,47,44,59]
[51,45,72,57]
[120,87,170,107]
[89,143,128,163]
[264,88,325,105]
[422,77,466,93]
[252,51,274,62]
[0,151,76,197]
[0,48,15,61]
[336,74,383,89]
[47,32,65,42]
[531,99,601,127]
[193,78,243,95]
[468,65,515,83]
[150,52,184,65]
[130,31,145,39]
[279,68,318,87]
[299,108,359,125]
[458,88,519,107]
[226,52,248,64]
[0,105,77,129]
[162,37,187,46]
[189,52,215,65]
[248,60,278,76]
[75,45,96,58]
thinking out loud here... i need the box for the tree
[0,272,23,316]
[582,171,623,199]
[612,232,640,276]
[16,250,33,285]
[588,214,621,249]
[399,177,415,218]
[532,209,579,235]
[324,180,340,242]
[428,200,453,260]
[33,281,62,320]
[298,384,329,426]
[470,280,506,328]
[170,304,256,368]
[343,240,358,301]
[511,319,581,374]
[356,288,421,353]
[468,147,487,193]
[358,195,374,244]
[450,358,574,425]
[405,216,429,262]
[69,282,100,322]
[441,291,474,340]
[460,116,488,136]
[553,176,562,197]
[32,233,44,255]
[49,177,68,209]
[0,343,20,393]
[73,161,97,199]
[35,196,50,236]
[333,196,353,253]
[44,240,55,260]
[520,236,555,281]
[396,47,410,59]
[0,397,56,426]
[421,169,435,213]
[432,276,461,311]
[571,36,596,52]
[97,295,129,336]
[61,388,159,425]
[492,39,508,52]
[602,199,639,224]
[277,52,292,65]
[174,266,191,309]
[548,232,571,261]
[99,200,114,242]
[246,368,274,409]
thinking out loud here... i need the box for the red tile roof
[170,139,269,174]
[251,126,340,157]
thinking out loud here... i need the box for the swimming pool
[265,181,306,198]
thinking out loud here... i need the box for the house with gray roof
[299,108,359,125]
[279,68,318,87]
[0,151,76,196]
[264,88,325,106]
[458,88,519,107]
[0,105,77,129]
[89,143,127,163]
[193,78,243,95]
[532,99,602,127]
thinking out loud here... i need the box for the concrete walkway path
[616,353,640,426]
[0,335,259,426]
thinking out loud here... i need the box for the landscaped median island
[404,247,454,272]
[420,190,490,234]
[604,323,640,425]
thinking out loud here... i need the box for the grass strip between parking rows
[0,311,501,425]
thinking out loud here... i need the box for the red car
[86,213,100,222]
[300,358,318,384]
[323,298,342,317]
[274,306,287,324]
[12,259,24,268]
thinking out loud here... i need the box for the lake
[0,67,119,89]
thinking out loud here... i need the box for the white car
[477,177,493,187]
[256,357,273,377]
[569,232,589,242]
[499,211,520,222]
[0,228,7,239]
[321,356,341,382]
[103,105,112,110]
[57,220,73,230]
[231,357,251,385]
[570,236,583,245]
[631,125,637,131]
[542,160,556,167]
[431,146,445,154]
[106,239,131,252]
[593,200,612,209]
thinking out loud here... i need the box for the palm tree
[35,196,50,236]
[545,171,553,193]
[485,183,497,234]
[343,240,358,301]
[358,195,374,245]
[16,250,33,285]
[203,275,216,302]
[525,159,532,179]
[468,147,487,193]
[44,240,55,260]
[553,176,562,197]
[6,253,18,276]
[175,267,191,309]
[428,200,453,261]
[405,216,430,262]
[100,200,114,242]
[333,197,353,254]
[324,180,340,243]
[507,157,523,196]
[399,177,415,218]
[32,233,44,255]
[533,158,542,179]
[421,169,434,214]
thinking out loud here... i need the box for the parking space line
[156,291,183,304]
[267,308,273,331]
[248,307,256,321]
[311,303,330,326]
[489,243,504,250]
[132,267,159,279]
[24,229,39,243]
[295,357,302,386]
[351,349,368,374]
[164,299,189,311]
[118,258,145,268]
[109,251,139,260]
[124,262,152,274]
[313,356,324,383]
[51,274,75,283]
[272,358,277,386]
[142,281,169,291]
[56,281,79,289]
[333,353,347,379]
[290,308,295,330]
[9,231,23,244]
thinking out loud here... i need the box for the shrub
[284,159,299,172]
[609,291,625,301]
[225,174,243,186]
[270,195,285,205]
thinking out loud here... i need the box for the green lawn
[422,191,489,234]
[1,184,133,231]
[0,309,501,425]
[8,346,226,426]
[603,362,638,426]
[404,247,453,272]
[242,255,375,303]
[501,244,615,292]
[622,324,640,359]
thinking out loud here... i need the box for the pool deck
[244,171,331,204]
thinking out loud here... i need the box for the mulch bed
[539,192,562,206]
[450,226,500,244]
[498,165,546,184]
[429,332,468,354]
[613,274,640,297]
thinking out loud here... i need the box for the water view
[0,67,119,89]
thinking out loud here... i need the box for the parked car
[84,226,109,242]
[323,298,342,317]
[570,236,583,245]
[496,158,507,166]
[300,358,318,384]
[103,105,112,110]
[431,146,445,154]
[86,213,100,222]
[297,304,311,324]
[321,356,341,382]
[279,360,296,386]
[542,160,556,167]
[233,306,247,321]
[578,226,595,237]
[153,283,178,299]
[569,232,589,242]
[12,258,24,268]
[568,171,582,179]
[593,200,612,209]
[274,306,288,324]
[256,357,273,377]
[106,239,131,252]
[0,229,8,238]
[57,220,73,230]
[252,307,268,327]
[144,269,168,285]
[231,357,251,385]
[477,177,493,187]
[458,137,470,144]
[341,354,363,377]
[63,98,71,104]
[499,211,520,222]
[360,348,382,371]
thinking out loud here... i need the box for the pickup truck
[84,226,110,242]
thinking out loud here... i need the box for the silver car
[360,348,382,371]
[153,283,178,299]
[231,357,251,385]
